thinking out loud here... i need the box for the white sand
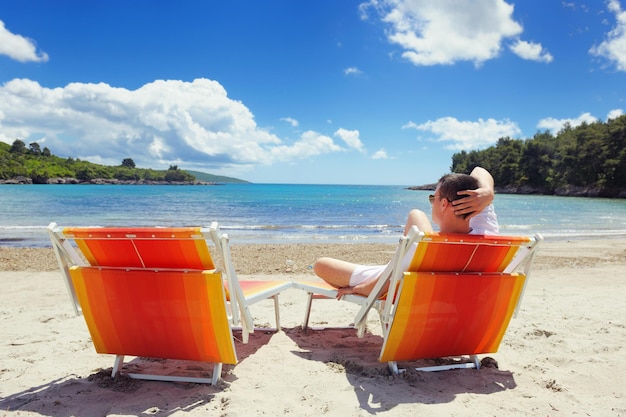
[1,240,626,416]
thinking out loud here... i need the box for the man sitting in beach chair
[313,167,498,298]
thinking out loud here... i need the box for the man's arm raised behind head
[452,166,495,219]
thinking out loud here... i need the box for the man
[313,167,499,298]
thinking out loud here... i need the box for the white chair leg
[241,321,250,344]
[471,354,481,369]
[211,363,223,385]
[112,355,125,378]
[303,293,314,329]
[273,295,281,330]
[388,361,400,375]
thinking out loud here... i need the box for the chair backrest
[70,266,237,364]
[407,233,532,273]
[378,230,542,364]
[62,226,215,269]
[380,271,526,362]
[48,223,236,317]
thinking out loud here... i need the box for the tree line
[451,114,626,197]
[0,139,196,183]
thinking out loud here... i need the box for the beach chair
[294,227,542,374]
[47,222,291,384]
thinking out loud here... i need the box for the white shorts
[349,264,387,286]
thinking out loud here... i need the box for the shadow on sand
[284,327,517,414]
[0,330,274,417]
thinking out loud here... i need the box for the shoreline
[0,179,218,185]
[3,179,626,197]
[2,238,625,274]
[0,243,397,274]
[5,231,626,252]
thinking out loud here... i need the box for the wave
[220,224,402,231]
[0,237,29,242]
[0,225,48,230]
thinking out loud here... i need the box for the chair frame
[48,222,290,383]
[355,227,542,331]
[68,265,235,385]
[295,226,542,373]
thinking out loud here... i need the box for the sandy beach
[1,239,626,416]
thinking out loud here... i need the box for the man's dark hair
[436,173,479,219]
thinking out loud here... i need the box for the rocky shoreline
[0,176,216,185]
[2,177,625,196]
[407,183,626,198]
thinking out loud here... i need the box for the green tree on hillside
[121,158,136,168]
[10,139,27,154]
[29,142,42,155]
[451,114,626,196]
[164,165,195,182]
[0,139,201,183]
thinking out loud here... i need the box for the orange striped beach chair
[295,226,542,374]
[47,222,291,384]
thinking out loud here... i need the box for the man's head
[431,173,479,224]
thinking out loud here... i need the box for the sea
[2,183,626,248]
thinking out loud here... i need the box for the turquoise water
[2,183,626,247]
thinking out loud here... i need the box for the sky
[0,1,625,185]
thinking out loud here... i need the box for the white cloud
[372,149,388,159]
[359,0,552,66]
[537,109,624,133]
[0,20,49,63]
[509,39,553,63]
[402,121,419,129]
[268,130,342,160]
[608,108,624,119]
[344,67,363,75]
[561,2,590,12]
[590,0,626,71]
[562,2,576,11]
[405,116,521,150]
[0,78,352,170]
[536,112,598,133]
[334,128,365,152]
[281,117,299,127]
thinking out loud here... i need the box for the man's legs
[313,257,358,288]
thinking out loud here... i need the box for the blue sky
[1,1,625,185]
